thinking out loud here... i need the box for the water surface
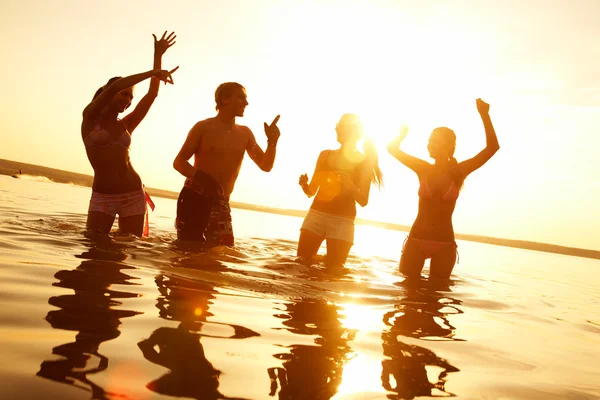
[0,175,599,399]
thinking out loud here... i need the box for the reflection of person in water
[384,284,463,341]
[381,332,459,399]
[268,299,355,399]
[37,248,140,399]
[138,274,257,399]
[381,284,461,398]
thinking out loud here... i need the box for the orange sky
[1,0,599,250]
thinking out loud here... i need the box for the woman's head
[93,77,134,113]
[335,113,363,145]
[427,127,456,161]
[429,127,464,187]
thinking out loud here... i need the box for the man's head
[214,82,248,117]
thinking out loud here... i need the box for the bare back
[190,118,253,196]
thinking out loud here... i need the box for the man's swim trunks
[175,171,234,246]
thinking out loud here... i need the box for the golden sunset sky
[1,0,599,250]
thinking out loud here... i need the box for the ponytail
[432,127,463,190]
[448,156,464,189]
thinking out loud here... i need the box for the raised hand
[264,115,281,146]
[155,66,179,85]
[476,98,490,115]
[387,125,409,149]
[153,31,176,56]
[299,173,309,187]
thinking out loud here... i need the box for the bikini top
[418,179,460,201]
[84,121,131,149]
[311,150,364,217]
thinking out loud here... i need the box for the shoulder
[236,124,256,143]
[315,150,332,167]
[189,118,215,135]
[196,117,216,128]
[318,149,332,160]
[237,124,253,135]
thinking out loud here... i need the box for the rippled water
[0,175,599,399]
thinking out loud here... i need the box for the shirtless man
[173,82,281,246]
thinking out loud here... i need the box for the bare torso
[81,118,142,194]
[410,166,459,241]
[192,118,252,196]
[313,149,364,203]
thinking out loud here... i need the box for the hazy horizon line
[1,157,599,261]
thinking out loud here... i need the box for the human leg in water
[297,230,324,265]
[428,245,457,280]
[325,239,353,268]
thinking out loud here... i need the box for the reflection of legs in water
[381,285,462,397]
[381,332,459,398]
[267,367,288,397]
[268,300,353,399]
[383,296,462,341]
[138,326,224,399]
[140,273,257,399]
[270,345,349,399]
[139,322,258,398]
[37,253,140,398]
[325,238,352,268]
[297,229,324,264]
[385,279,464,340]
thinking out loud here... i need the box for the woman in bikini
[297,114,383,268]
[82,32,178,237]
[387,98,500,280]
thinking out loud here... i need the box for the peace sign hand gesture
[264,115,281,147]
[154,66,180,85]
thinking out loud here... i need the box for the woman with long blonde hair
[297,114,383,267]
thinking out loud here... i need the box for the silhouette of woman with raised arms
[297,114,383,267]
[81,31,178,237]
[387,99,500,280]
